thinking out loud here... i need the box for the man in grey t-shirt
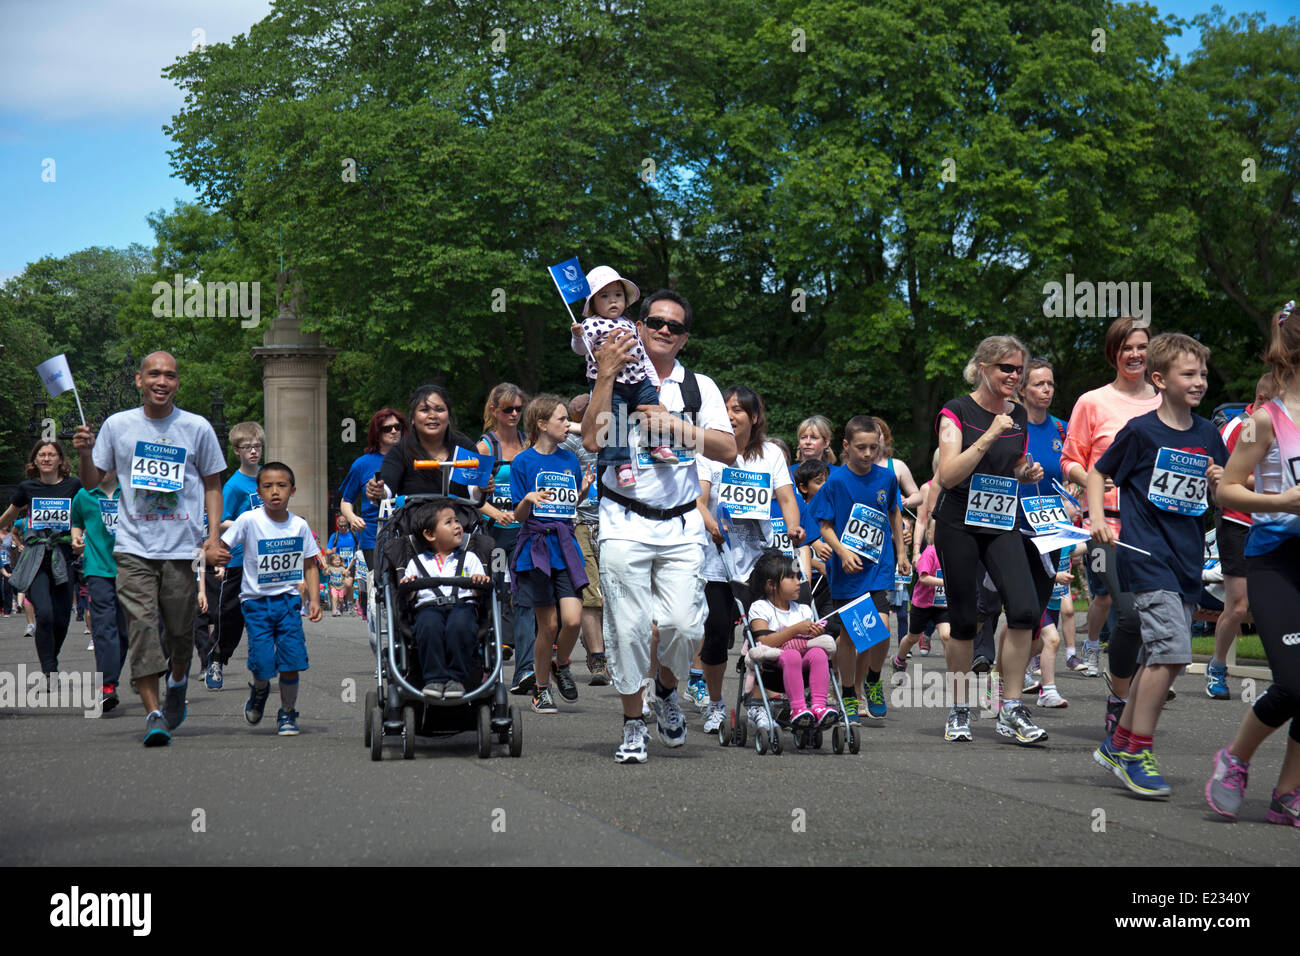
[74,351,227,746]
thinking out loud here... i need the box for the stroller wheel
[813,730,823,750]
[755,728,768,754]
[401,706,416,760]
[848,725,861,755]
[507,705,523,757]
[770,728,783,756]
[732,709,747,748]
[477,705,493,759]
[832,724,845,754]
[717,716,729,747]
[793,730,806,750]
[369,704,385,761]
[364,690,377,748]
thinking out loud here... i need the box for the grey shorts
[1134,589,1194,666]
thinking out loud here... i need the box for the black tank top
[933,395,1027,533]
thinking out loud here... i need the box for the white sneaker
[86,640,95,651]
[747,702,773,733]
[702,701,727,733]
[1085,644,1100,678]
[1038,687,1069,708]
[614,718,649,764]
[25,624,35,637]
[650,689,687,747]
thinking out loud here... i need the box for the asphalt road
[0,606,1292,867]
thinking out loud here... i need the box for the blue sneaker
[276,708,300,736]
[161,677,188,730]
[143,711,170,747]
[1116,748,1172,798]
[245,682,271,725]
[843,696,860,726]
[1094,736,1123,775]
[204,659,223,691]
[864,680,887,719]
[1205,664,1230,700]
[687,674,708,712]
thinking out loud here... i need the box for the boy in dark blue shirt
[1089,334,1227,798]
[811,416,911,724]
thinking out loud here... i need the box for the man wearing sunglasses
[582,290,737,764]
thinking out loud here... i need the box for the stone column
[251,287,337,539]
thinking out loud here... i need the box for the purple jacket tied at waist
[509,517,589,594]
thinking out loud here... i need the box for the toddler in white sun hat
[569,265,677,487]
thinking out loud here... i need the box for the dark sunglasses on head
[994,363,1023,375]
[643,316,687,335]
[379,424,402,433]
[499,405,523,414]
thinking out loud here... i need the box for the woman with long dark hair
[338,407,408,571]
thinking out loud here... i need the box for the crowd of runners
[2,269,1297,829]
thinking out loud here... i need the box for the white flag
[36,354,75,398]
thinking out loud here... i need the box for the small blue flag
[452,447,494,487]
[548,257,589,304]
[714,503,734,547]
[835,591,892,652]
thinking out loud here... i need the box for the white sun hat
[581,265,640,317]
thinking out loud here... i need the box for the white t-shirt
[700,441,793,582]
[222,509,321,601]
[597,360,733,548]
[93,406,226,560]
[404,550,486,607]
[748,598,815,633]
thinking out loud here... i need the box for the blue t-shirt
[328,530,361,565]
[510,447,584,574]
[221,470,263,562]
[338,451,386,549]
[1018,414,1069,531]
[809,463,901,599]
[1095,410,1227,602]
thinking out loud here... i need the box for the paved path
[0,608,1290,866]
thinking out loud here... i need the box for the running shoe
[1022,668,1043,695]
[24,623,34,636]
[842,695,860,726]
[1205,746,1249,820]
[161,677,188,730]
[918,635,931,656]
[686,673,708,711]
[1104,697,1125,739]
[101,684,119,714]
[553,661,579,702]
[1115,748,1171,798]
[864,680,886,719]
[996,703,1047,744]
[972,654,993,674]
[1266,787,1300,827]
[1030,654,1041,677]
[587,655,611,687]
[86,638,94,651]
[648,445,680,464]
[814,705,840,729]
[509,669,536,696]
[944,707,972,742]
[442,681,465,700]
[532,686,558,714]
[276,708,300,736]
[616,464,636,488]
[244,681,271,725]
[1167,688,1177,701]
[702,701,727,733]
[1094,736,1122,774]
[205,659,223,691]
[747,702,773,733]
[650,688,687,747]
[1084,643,1100,678]
[1037,687,1068,708]
[1205,664,1230,700]
[422,682,445,699]
[615,718,649,763]
[142,710,170,747]
[1066,653,1087,672]
[890,654,908,687]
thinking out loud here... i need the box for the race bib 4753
[1147,448,1210,516]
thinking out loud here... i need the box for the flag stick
[549,268,595,362]
[71,384,86,426]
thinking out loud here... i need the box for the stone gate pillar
[251,284,337,538]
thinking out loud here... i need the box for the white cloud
[1,0,274,121]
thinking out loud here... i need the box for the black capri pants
[934,521,1053,642]
[1247,538,1300,743]
[701,580,755,667]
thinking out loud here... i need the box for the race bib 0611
[1021,494,1069,535]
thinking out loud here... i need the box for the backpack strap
[679,368,702,424]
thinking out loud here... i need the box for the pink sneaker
[617,463,636,487]
[648,445,679,464]
[813,705,839,729]
[790,708,814,729]
[1266,786,1300,827]
[1205,746,1249,820]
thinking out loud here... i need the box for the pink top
[911,545,941,608]
[1060,383,1161,531]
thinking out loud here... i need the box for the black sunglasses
[994,363,1023,375]
[499,405,523,414]
[643,316,687,335]
[379,423,402,433]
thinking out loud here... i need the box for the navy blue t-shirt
[809,463,900,599]
[1094,410,1226,602]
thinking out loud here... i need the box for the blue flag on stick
[452,447,494,487]
[833,590,892,652]
[548,257,590,304]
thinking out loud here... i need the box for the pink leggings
[779,645,829,711]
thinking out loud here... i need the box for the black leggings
[701,580,755,666]
[28,561,74,673]
[1086,540,1143,680]
[934,522,1052,642]
[1247,538,1300,743]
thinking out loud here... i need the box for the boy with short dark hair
[1089,333,1227,797]
[811,416,911,723]
[220,462,322,736]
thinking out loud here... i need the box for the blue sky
[1,0,1296,282]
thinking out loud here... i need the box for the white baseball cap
[582,266,640,317]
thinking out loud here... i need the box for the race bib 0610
[130,442,187,492]
[1147,448,1210,516]
[718,468,771,520]
[532,472,578,520]
[841,503,886,563]
[30,497,72,531]
[256,536,304,585]
[964,474,1018,530]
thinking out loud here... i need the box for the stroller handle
[414,458,479,469]
[397,576,492,597]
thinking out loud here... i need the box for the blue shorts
[243,593,310,680]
